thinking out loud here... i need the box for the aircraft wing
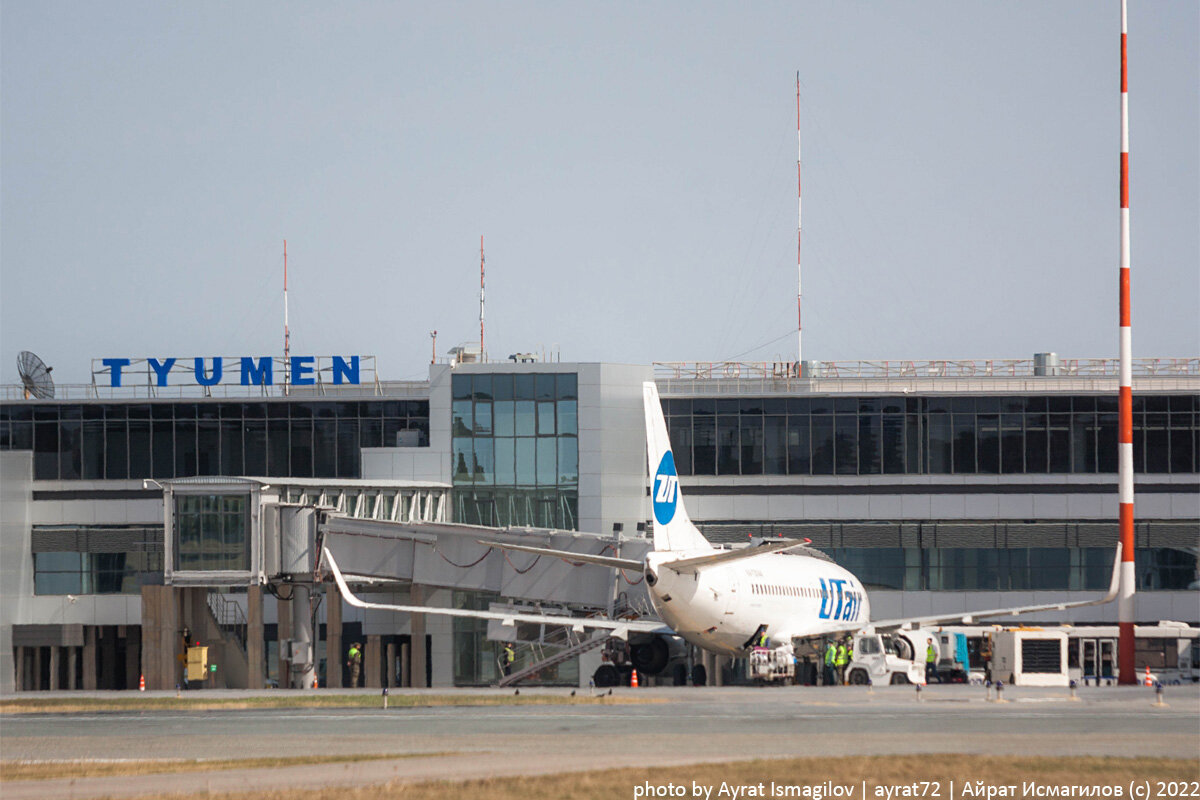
[321,547,668,639]
[663,539,811,574]
[861,542,1124,633]
[481,540,643,571]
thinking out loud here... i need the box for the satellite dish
[17,351,54,399]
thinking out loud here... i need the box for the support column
[410,585,427,688]
[67,646,77,691]
[276,594,292,689]
[400,642,411,688]
[139,586,179,691]
[246,585,264,690]
[290,584,315,689]
[100,628,118,689]
[49,646,60,691]
[82,626,97,690]
[14,646,24,692]
[714,655,726,687]
[124,627,141,690]
[325,583,342,689]
[33,646,42,691]
[385,642,396,689]
[364,635,382,688]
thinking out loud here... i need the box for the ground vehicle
[845,631,927,686]
[1064,622,1198,685]
[749,646,795,683]
[935,631,970,683]
[991,628,1069,686]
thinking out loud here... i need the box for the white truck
[844,631,928,686]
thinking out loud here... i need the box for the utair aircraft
[322,383,1120,668]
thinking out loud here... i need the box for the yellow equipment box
[186,646,209,682]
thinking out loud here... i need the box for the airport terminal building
[2,353,1197,692]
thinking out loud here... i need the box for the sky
[2,1,1197,385]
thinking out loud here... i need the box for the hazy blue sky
[2,1,1196,384]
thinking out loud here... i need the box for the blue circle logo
[652,452,679,525]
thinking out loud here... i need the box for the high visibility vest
[824,644,836,665]
[349,647,361,662]
[926,645,936,663]
[504,646,515,663]
[835,645,848,666]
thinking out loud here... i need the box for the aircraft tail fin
[644,382,713,554]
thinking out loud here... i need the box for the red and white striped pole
[796,72,803,376]
[1116,0,1136,685]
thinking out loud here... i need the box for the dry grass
[0,691,653,715]
[9,755,1199,800]
[0,753,455,781]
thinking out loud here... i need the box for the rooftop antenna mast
[283,239,291,395]
[796,72,804,376]
[1116,0,1136,684]
[479,235,485,362]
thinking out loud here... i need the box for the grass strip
[0,692,652,714]
[77,754,1200,800]
[0,753,458,782]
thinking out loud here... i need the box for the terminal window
[174,493,250,572]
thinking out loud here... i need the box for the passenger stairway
[497,632,609,687]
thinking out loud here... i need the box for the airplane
[321,382,1121,670]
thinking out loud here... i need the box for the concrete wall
[680,473,1199,522]
[577,363,653,537]
[1,451,33,693]
[871,589,1196,625]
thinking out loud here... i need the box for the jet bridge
[318,515,652,611]
[146,476,654,689]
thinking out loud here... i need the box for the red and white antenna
[1117,0,1136,684]
[283,239,290,395]
[796,72,804,375]
[479,235,486,362]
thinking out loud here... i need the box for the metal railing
[207,590,248,655]
[1,379,429,402]
[654,357,1199,381]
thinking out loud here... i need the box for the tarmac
[2,683,1198,799]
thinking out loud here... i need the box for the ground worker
[925,638,937,684]
[980,635,993,684]
[502,642,516,676]
[823,640,837,685]
[755,628,769,648]
[347,642,362,687]
[835,638,849,684]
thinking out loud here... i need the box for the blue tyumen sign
[98,356,364,388]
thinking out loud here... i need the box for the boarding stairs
[497,631,609,688]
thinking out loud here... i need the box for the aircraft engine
[630,635,672,675]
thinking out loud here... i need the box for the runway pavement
[3,684,1198,799]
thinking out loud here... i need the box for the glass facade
[665,394,1198,476]
[451,373,579,529]
[174,493,250,572]
[826,547,1194,592]
[0,400,429,481]
[31,525,164,595]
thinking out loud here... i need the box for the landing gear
[593,664,619,688]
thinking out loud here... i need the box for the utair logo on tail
[652,452,679,525]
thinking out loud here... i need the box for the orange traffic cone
[139,674,145,692]
[313,678,319,689]
[1143,666,1152,686]
[630,669,639,688]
